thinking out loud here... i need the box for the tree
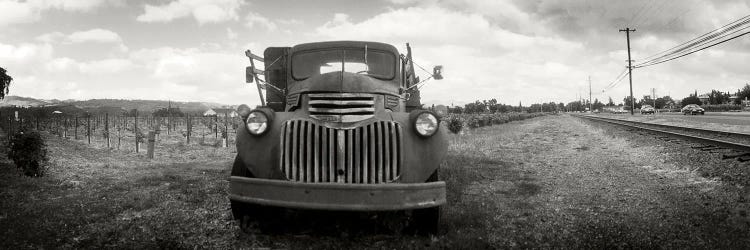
[0,67,12,99]
[654,96,673,109]
[153,107,184,117]
[681,94,702,106]
[623,96,640,110]
[607,97,615,106]
[735,84,750,105]
[592,98,604,111]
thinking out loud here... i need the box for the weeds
[7,130,48,177]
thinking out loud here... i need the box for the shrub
[7,131,49,177]
[447,117,463,134]
[467,117,481,129]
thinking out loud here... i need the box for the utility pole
[588,76,592,112]
[620,27,636,115]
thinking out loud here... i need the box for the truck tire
[230,156,256,232]
[408,169,441,235]
[230,156,285,234]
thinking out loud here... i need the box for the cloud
[136,0,242,24]
[79,58,134,74]
[313,6,589,104]
[245,12,277,31]
[66,29,123,44]
[227,28,238,40]
[0,1,39,26]
[0,0,114,26]
[34,32,65,43]
[127,47,256,104]
[0,42,54,68]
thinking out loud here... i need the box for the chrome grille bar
[308,93,376,123]
[279,120,402,184]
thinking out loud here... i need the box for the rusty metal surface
[235,110,447,183]
[279,120,402,184]
[228,176,446,211]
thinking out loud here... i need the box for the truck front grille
[280,120,402,184]
[307,93,375,123]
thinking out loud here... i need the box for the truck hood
[287,72,399,96]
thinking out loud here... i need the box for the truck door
[264,47,290,112]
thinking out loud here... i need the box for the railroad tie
[722,152,750,161]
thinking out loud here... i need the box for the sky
[1,0,749,107]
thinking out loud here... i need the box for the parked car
[681,104,705,115]
[640,105,655,114]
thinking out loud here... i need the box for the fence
[0,109,242,155]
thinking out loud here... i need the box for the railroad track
[574,114,750,162]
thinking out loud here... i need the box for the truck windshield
[292,49,395,80]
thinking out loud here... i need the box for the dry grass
[6,114,745,249]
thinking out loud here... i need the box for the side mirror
[433,65,443,80]
[245,66,253,83]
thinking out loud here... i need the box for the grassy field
[0,120,505,249]
[3,114,748,249]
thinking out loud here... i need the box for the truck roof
[291,41,399,54]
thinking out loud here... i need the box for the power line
[635,29,750,68]
[628,1,651,27]
[636,14,750,65]
[639,15,750,63]
[638,17,750,66]
[602,68,629,92]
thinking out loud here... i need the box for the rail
[574,114,750,155]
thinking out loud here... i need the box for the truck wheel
[230,156,258,232]
[230,156,285,234]
[408,169,441,235]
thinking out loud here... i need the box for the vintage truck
[230,41,447,234]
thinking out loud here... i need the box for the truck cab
[230,41,447,234]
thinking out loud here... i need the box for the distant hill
[65,99,226,114]
[0,96,232,115]
[0,96,50,107]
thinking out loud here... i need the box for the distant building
[697,94,710,105]
[204,108,238,117]
[729,95,739,104]
[433,105,448,116]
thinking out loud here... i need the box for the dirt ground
[1,115,749,249]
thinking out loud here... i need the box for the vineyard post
[7,116,12,136]
[147,131,155,159]
[87,115,91,144]
[63,117,68,138]
[55,116,60,137]
[223,111,228,147]
[105,113,110,148]
[135,109,139,153]
[214,115,218,139]
[186,114,191,144]
[167,105,171,135]
[35,116,39,131]
[74,117,78,139]
[117,120,121,150]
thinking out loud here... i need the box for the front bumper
[228,177,446,211]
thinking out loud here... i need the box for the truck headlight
[413,111,439,137]
[246,111,269,135]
